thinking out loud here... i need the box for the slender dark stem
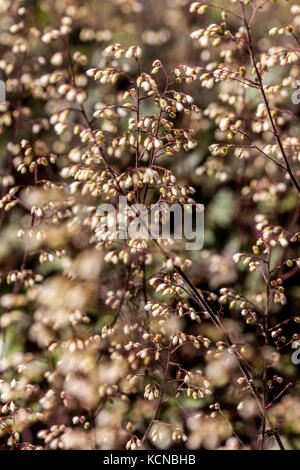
[244,19,300,195]
[141,348,171,444]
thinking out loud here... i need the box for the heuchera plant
[0,0,299,451]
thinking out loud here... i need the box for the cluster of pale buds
[39,389,57,410]
[281,51,298,67]
[245,258,260,272]
[9,22,24,34]
[137,73,157,94]
[144,384,159,401]
[104,250,121,265]
[268,375,284,387]
[42,17,72,43]
[171,428,188,443]
[93,104,127,120]
[100,324,115,340]
[172,333,210,348]
[126,437,141,450]
[290,232,300,243]
[190,2,208,14]
[67,338,86,353]
[103,43,142,59]
[237,377,251,390]
[190,24,222,49]
[199,71,216,88]
[30,205,44,218]
[160,184,198,201]
[231,252,245,264]
[1,400,17,414]
[127,239,149,252]
[50,52,64,67]
[37,424,66,449]
[209,143,229,157]
[68,310,90,327]
[6,432,20,447]
[0,175,15,187]
[219,117,232,132]
[124,341,141,352]
[143,135,162,151]
[42,29,61,44]
[12,38,27,54]
[39,252,55,264]
[149,279,181,297]
[269,25,294,36]
[186,384,211,399]
[241,310,257,324]
[173,90,194,108]
[98,384,119,398]
[16,156,51,175]
[141,168,160,184]
[95,227,121,244]
[0,59,14,75]
[174,65,199,84]
[71,167,94,182]
[105,289,129,310]
[79,28,112,42]
[0,191,19,211]
[151,426,187,443]
[145,302,170,318]
[125,45,142,59]
[215,341,227,352]
[151,59,162,74]
[291,4,300,14]
[86,67,119,85]
[253,217,290,249]
[6,270,43,286]
[73,51,88,65]
[17,228,47,243]
[271,328,284,340]
[19,443,43,450]
[58,84,87,104]
[36,71,66,88]
[72,415,89,429]
[209,402,221,418]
